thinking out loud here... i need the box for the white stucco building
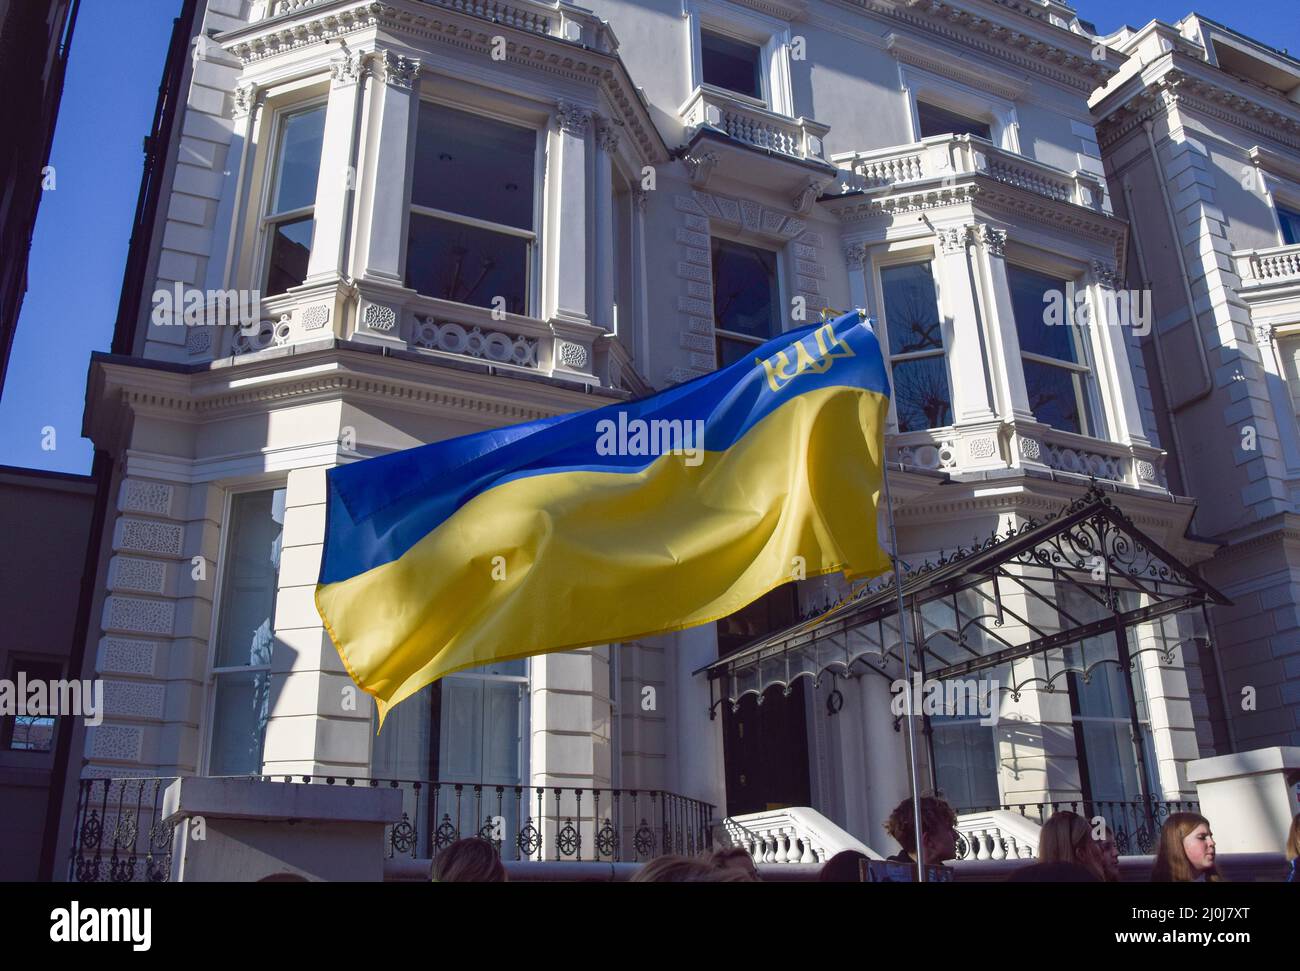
[46,0,1296,879]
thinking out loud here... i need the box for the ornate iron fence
[69,775,715,881]
[953,798,1201,860]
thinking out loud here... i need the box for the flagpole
[859,307,926,885]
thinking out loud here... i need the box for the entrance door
[722,681,812,816]
[437,661,528,853]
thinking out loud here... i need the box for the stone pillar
[355,50,421,287]
[1132,614,1201,800]
[530,646,613,858]
[260,465,371,777]
[1082,260,1153,453]
[301,51,367,288]
[1188,747,1300,854]
[592,118,618,332]
[163,777,403,881]
[545,101,591,327]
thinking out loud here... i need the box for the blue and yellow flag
[316,311,892,723]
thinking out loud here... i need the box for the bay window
[880,261,952,431]
[1008,264,1096,436]
[263,104,325,297]
[406,101,538,316]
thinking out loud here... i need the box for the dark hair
[710,846,760,878]
[819,850,869,882]
[433,838,507,882]
[884,796,957,854]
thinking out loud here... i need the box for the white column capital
[554,101,592,137]
[373,50,421,89]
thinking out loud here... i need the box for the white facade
[1092,13,1300,755]
[56,0,1264,870]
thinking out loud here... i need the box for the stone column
[1082,260,1153,453]
[260,465,371,777]
[545,101,591,327]
[355,51,421,288]
[592,118,618,333]
[301,51,367,288]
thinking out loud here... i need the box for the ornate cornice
[220,0,670,164]
[885,31,1029,102]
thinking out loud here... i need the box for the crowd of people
[428,799,1300,882]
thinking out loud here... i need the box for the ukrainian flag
[316,310,892,724]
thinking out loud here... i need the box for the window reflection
[880,262,952,431]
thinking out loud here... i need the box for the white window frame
[404,96,545,318]
[199,483,287,777]
[256,98,328,298]
[874,249,956,434]
[1005,258,1105,439]
[709,230,787,370]
[900,63,1020,154]
[684,0,794,116]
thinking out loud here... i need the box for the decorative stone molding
[329,50,366,86]
[895,438,958,471]
[793,178,829,214]
[1136,459,1157,482]
[121,480,173,517]
[595,119,620,154]
[186,326,211,356]
[103,680,167,721]
[1254,322,1274,347]
[88,725,143,762]
[233,319,277,355]
[103,596,176,637]
[302,305,331,331]
[967,437,998,460]
[99,638,158,677]
[975,224,1008,257]
[110,557,167,596]
[1091,259,1121,288]
[231,83,258,120]
[684,151,719,187]
[884,31,1030,102]
[1019,436,1042,461]
[632,189,648,213]
[554,101,591,137]
[410,314,540,368]
[843,243,868,267]
[555,339,590,370]
[361,303,396,333]
[374,50,421,89]
[937,225,972,254]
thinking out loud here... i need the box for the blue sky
[1,0,1296,475]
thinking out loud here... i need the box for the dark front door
[722,681,812,816]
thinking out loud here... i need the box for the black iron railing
[954,798,1201,860]
[69,775,715,881]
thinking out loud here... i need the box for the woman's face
[1182,823,1216,872]
[1097,832,1121,880]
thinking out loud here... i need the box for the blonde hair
[1150,812,1222,883]
[1037,811,1108,881]
[1287,813,1300,863]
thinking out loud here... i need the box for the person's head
[1151,813,1220,882]
[433,838,507,882]
[1037,811,1112,882]
[1097,824,1122,882]
[1286,813,1300,863]
[632,854,755,882]
[709,846,760,880]
[819,850,869,882]
[884,796,958,863]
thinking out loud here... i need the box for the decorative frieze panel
[120,481,173,518]
[894,439,958,471]
[1041,441,1128,481]
[99,638,158,677]
[110,557,167,596]
[118,519,184,557]
[88,725,143,763]
[103,597,176,637]
[103,680,167,721]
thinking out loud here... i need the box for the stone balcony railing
[888,421,1165,489]
[680,85,830,164]
[717,807,880,864]
[832,133,1106,211]
[1234,242,1300,288]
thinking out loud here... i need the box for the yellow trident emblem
[757,322,857,392]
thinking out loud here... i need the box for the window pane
[917,101,992,141]
[406,213,529,313]
[716,335,760,369]
[712,238,778,340]
[701,30,762,99]
[892,356,952,432]
[931,716,1000,812]
[209,671,271,775]
[3,660,61,751]
[1023,359,1083,434]
[266,217,314,297]
[881,262,942,355]
[412,102,535,231]
[1280,206,1300,246]
[270,105,325,215]
[1008,265,1077,362]
[214,489,285,669]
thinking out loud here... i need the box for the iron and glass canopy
[699,486,1231,717]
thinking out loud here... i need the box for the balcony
[831,133,1106,212]
[1235,242,1300,289]
[69,775,715,882]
